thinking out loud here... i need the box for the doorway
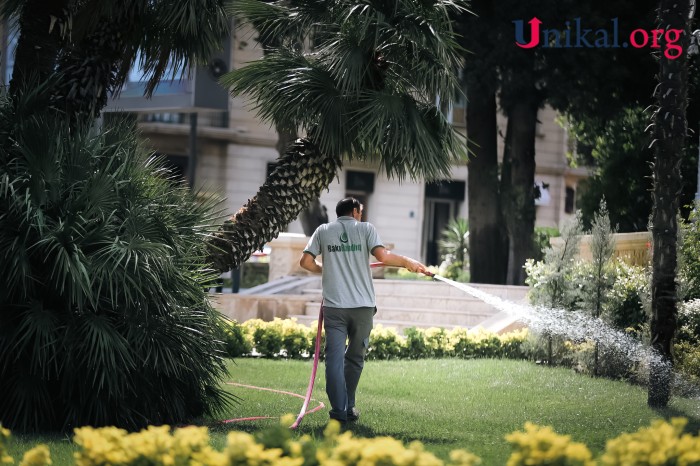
[423,199,455,266]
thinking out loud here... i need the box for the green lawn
[212,358,700,464]
[7,358,700,465]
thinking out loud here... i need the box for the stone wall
[551,231,651,266]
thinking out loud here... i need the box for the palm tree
[647,0,689,408]
[210,0,468,272]
[0,88,234,432]
[438,218,469,265]
[4,0,229,119]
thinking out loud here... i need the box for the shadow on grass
[295,422,458,445]
[652,406,700,432]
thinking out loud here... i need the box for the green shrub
[443,261,470,282]
[531,226,560,262]
[252,320,285,358]
[603,261,649,333]
[223,320,253,358]
[677,299,700,344]
[366,325,404,360]
[679,210,700,300]
[281,318,311,359]
[0,97,233,432]
[422,327,452,358]
[231,318,530,363]
[674,341,700,383]
[402,327,429,359]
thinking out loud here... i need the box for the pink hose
[290,302,324,429]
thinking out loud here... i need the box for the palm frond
[222,0,470,180]
[0,89,235,431]
[228,0,334,45]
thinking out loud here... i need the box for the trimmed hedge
[223,318,528,361]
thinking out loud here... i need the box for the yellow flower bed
[2,417,699,465]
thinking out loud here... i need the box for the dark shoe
[329,413,347,424]
[347,407,360,422]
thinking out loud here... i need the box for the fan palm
[3,0,229,118]
[210,0,468,272]
[0,88,234,432]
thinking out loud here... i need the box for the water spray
[222,262,683,428]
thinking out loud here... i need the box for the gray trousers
[323,306,374,421]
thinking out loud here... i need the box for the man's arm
[372,246,427,274]
[300,252,322,274]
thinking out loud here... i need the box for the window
[565,187,575,214]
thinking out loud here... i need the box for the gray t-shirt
[303,216,384,308]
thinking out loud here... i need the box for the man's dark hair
[336,197,362,217]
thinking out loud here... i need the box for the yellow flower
[324,420,342,440]
[601,417,700,466]
[506,423,594,466]
[19,445,51,466]
[73,426,131,466]
[0,424,13,465]
[448,449,482,466]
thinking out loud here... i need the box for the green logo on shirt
[340,232,349,243]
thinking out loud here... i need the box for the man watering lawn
[299,197,428,423]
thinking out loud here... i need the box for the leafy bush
[280,318,311,358]
[231,318,529,362]
[531,226,560,263]
[672,341,700,387]
[677,299,700,344]
[519,333,577,367]
[402,327,429,359]
[253,320,285,358]
[222,320,253,358]
[0,98,232,432]
[603,261,649,333]
[423,327,452,358]
[449,327,504,359]
[443,261,470,283]
[366,325,404,360]
[679,210,700,301]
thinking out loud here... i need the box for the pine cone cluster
[209,138,341,272]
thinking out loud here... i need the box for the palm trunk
[208,138,341,272]
[9,0,69,96]
[52,17,133,119]
[648,0,688,408]
[501,97,539,285]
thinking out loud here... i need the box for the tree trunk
[501,98,539,285]
[460,0,507,285]
[466,83,507,284]
[648,0,688,408]
[10,0,70,96]
[208,138,341,272]
[275,124,328,235]
[52,17,133,119]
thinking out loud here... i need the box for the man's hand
[405,258,428,275]
[373,247,428,275]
